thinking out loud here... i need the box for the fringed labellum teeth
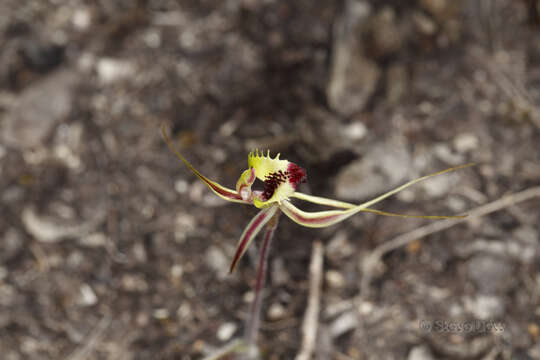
[247,150,307,208]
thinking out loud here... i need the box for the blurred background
[1,0,540,359]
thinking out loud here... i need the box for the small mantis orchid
[161,125,473,273]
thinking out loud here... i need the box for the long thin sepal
[281,163,474,228]
[229,205,279,273]
[292,192,465,219]
[244,212,279,356]
[161,124,249,204]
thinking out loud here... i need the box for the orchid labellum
[161,125,473,273]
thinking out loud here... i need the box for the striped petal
[229,205,280,273]
[236,167,256,201]
[281,164,474,228]
[161,124,250,204]
[291,192,465,219]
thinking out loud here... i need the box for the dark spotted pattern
[262,163,306,200]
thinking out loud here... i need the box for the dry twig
[361,186,540,296]
[296,241,324,360]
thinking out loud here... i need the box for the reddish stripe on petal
[247,167,256,183]
[229,211,268,273]
[202,178,243,200]
[287,211,341,224]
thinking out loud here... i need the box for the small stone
[78,284,97,306]
[420,171,453,197]
[177,302,192,320]
[529,343,540,360]
[205,246,228,279]
[171,264,183,278]
[413,11,438,36]
[22,206,103,243]
[347,0,372,23]
[267,302,286,320]
[467,254,513,293]
[21,207,71,243]
[453,133,479,153]
[174,212,196,243]
[143,29,161,48]
[324,299,354,318]
[408,345,435,360]
[136,312,150,327]
[419,101,434,114]
[2,70,76,150]
[153,308,170,320]
[80,232,107,247]
[243,291,255,303]
[192,340,205,353]
[326,270,346,288]
[54,144,81,170]
[327,1,380,116]
[433,143,465,165]
[512,226,537,264]
[96,58,135,83]
[271,258,290,286]
[335,140,411,200]
[72,8,91,30]
[464,295,504,320]
[327,53,380,116]
[133,242,147,263]
[326,230,354,259]
[217,322,237,341]
[341,121,367,141]
[174,179,189,194]
[330,311,358,338]
[358,300,374,315]
[121,274,148,292]
[448,302,464,317]
[446,195,467,212]
[189,182,205,203]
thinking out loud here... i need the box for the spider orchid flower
[162,125,473,273]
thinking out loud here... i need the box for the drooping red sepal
[161,124,250,204]
[229,205,280,273]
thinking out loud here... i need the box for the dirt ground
[1,1,540,359]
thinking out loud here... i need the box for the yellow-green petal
[248,150,290,181]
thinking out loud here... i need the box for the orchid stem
[244,210,280,359]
